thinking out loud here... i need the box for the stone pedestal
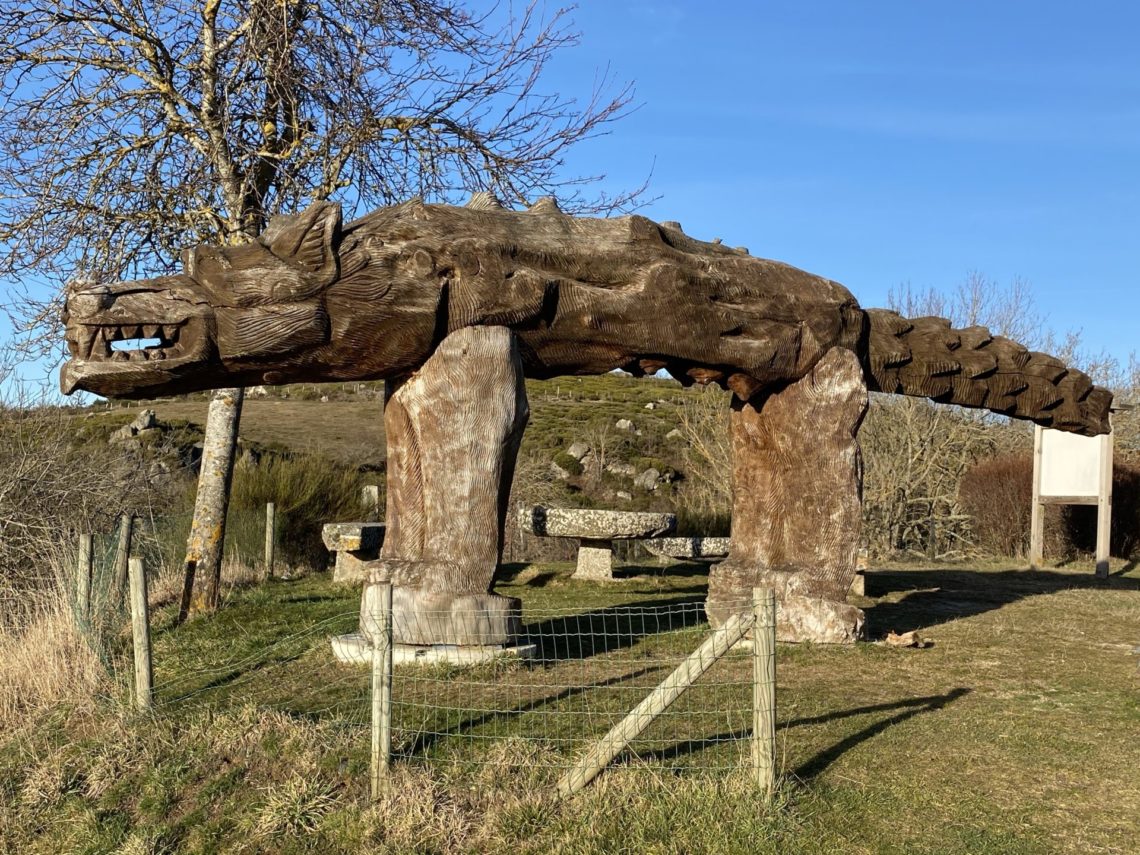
[363,325,529,646]
[322,522,386,584]
[707,348,868,643]
[574,540,614,581]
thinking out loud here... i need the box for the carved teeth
[162,324,179,341]
[107,326,123,341]
[79,327,96,359]
[111,350,128,362]
[143,324,161,339]
[124,324,143,339]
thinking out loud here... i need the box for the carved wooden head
[61,203,345,397]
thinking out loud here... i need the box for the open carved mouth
[70,320,194,364]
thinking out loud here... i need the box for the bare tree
[0,0,639,613]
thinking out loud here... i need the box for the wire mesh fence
[80,559,773,796]
[382,599,758,781]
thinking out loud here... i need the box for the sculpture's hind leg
[363,325,529,645]
[706,347,867,643]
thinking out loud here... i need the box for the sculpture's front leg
[366,325,529,645]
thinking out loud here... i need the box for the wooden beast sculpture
[61,196,1113,644]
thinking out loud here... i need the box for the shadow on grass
[521,595,708,661]
[620,687,972,774]
[864,567,1140,637]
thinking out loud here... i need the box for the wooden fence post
[752,587,777,798]
[128,556,153,710]
[112,513,135,605]
[76,534,94,622]
[558,610,754,796]
[369,582,394,800]
[264,501,277,578]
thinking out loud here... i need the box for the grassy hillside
[2,559,1138,854]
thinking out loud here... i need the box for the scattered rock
[566,441,591,461]
[320,394,330,403]
[551,460,573,480]
[605,462,637,477]
[665,428,683,440]
[616,491,633,501]
[883,630,931,649]
[109,408,157,443]
[644,402,656,410]
[615,418,634,431]
[633,468,660,491]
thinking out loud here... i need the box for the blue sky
[546,0,1138,362]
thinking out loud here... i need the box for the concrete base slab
[331,633,537,666]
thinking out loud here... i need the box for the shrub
[958,454,1035,558]
[228,453,371,569]
[959,453,1140,560]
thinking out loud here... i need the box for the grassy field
[2,558,1138,854]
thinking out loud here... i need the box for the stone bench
[518,506,675,581]
[322,522,386,584]
[643,536,730,561]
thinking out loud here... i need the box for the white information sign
[1038,429,1104,499]
[1030,424,1113,577]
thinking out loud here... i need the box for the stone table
[322,522,386,584]
[519,506,676,580]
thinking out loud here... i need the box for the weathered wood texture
[264,501,276,578]
[753,587,776,797]
[76,533,94,622]
[111,512,134,606]
[707,348,867,642]
[61,199,1112,436]
[367,582,393,800]
[371,325,527,644]
[128,556,153,710]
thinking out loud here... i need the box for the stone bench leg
[706,348,868,643]
[572,539,614,581]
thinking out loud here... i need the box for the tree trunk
[179,386,244,618]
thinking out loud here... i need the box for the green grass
[3,559,1138,854]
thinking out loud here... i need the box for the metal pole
[752,587,776,798]
[128,556,153,710]
[369,582,394,799]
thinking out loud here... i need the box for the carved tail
[861,309,1113,436]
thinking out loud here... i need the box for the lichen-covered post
[111,513,134,607]
[76,533,94,623]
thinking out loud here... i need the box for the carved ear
[262,202,341,284]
